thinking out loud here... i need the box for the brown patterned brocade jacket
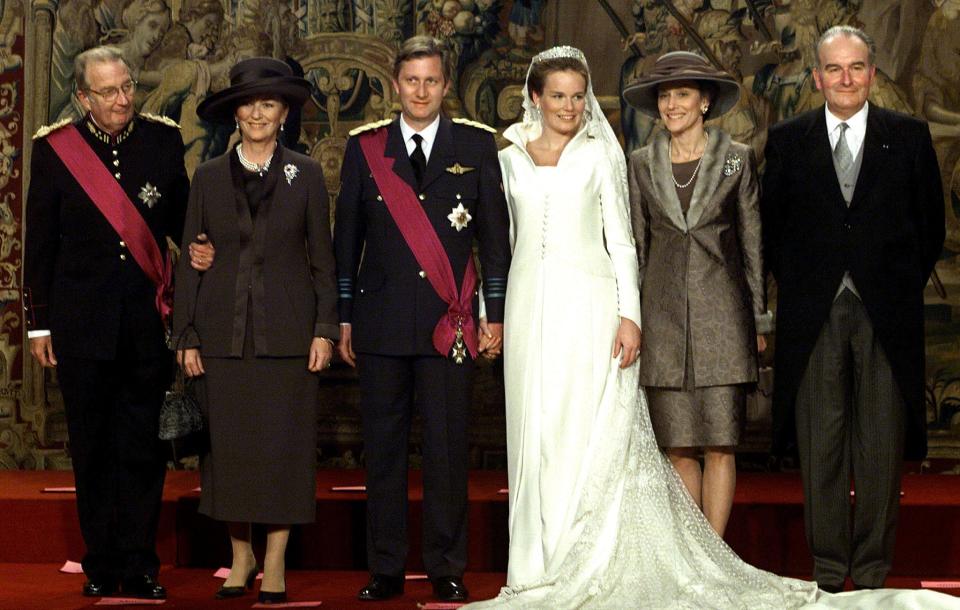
[628,127,770,389]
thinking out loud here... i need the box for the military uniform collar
[84,114,136,145]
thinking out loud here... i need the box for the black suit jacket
[172,145,339,357]
[761,104,944,459]
[23,115,189,359]
[334,117,511,356]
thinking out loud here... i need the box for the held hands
[29,336,57,368]
[757,335,767,354]
[177,348,204,377]
[478,319,503,359]
[188,234,215,271]
[338,324,356,368]
[612,317,642,369]
[308,337,334,372]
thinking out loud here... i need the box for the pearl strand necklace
[237,144,274,177]
[671,133,708,189]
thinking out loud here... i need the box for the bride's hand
[612,317,642,369]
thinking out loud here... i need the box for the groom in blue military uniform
[335,36,510,602]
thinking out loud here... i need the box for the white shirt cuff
[27,330,51,338]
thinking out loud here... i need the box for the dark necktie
[410,133,427,188]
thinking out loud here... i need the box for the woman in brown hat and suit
[622,51,770,537]
[172,57,339,604]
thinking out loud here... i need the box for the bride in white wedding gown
[466,46,960,610]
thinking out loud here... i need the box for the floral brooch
[283,163,299,185]
[723,154,743,176]
[447,203,472,232]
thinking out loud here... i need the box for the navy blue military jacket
[23,115,189,359]
[334,116,510,357]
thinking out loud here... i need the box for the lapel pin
[284,163,299,185]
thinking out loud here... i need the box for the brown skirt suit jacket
[628,127,770,389]
[172,144,339,353]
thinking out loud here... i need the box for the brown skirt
[197,320,319,524]
[646,319,746,448]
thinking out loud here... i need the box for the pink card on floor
[417,603,465,609]
[59,560,84,574]
[213,567,262,580]
[42,486,76,493]
[922,581,960,588]
[405,573,428,580]
[94,598,166,605]
[191,487,201,492]
[330,485,366,492]
[497,488,508,494]
[251,602,321,608]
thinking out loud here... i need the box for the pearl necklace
[237,144,274,176]
[671,134,708,189]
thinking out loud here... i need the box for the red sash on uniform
[359,128,479,360]
[47,124,172,324]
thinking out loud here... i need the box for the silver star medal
[447,203,472,232]
[138,183,161,208]
[284,163,299,185]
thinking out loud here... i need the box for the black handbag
[159,331,204,441]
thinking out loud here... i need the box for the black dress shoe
[121,575,167,599]
[215,565,259,599]
[431,576,468,602]
[357,574,404,601]
[257,590,288,604]
[82,579,117,597]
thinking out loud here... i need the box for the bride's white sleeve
[598,157,642,327]
[498,149,517,254]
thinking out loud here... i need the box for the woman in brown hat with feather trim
[172,57,339,604]
[623,51,771,537]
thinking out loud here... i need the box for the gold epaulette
[349,118,393,137]
[451,117,497,134]
[32,118,72,140]
[140,112,181,129]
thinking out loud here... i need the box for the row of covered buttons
[112,149,121,179]
[119,239,126,260]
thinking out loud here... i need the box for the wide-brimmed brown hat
[197,57,312,124]
[622,51,740,120]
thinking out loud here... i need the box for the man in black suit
[761,26,944,591]
[24,46,189,599]
[334,36,510,602]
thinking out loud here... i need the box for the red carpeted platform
[1,470,960,608]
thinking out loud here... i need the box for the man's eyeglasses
[84,80,137,103]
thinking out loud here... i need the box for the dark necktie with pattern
[410,133,427,188]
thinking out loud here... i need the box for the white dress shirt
[399,114,441,163]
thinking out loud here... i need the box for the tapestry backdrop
[3,0,960,470]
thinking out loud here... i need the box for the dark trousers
[357,353,473,579]
[57,350,170,582]
[795,289,905,588]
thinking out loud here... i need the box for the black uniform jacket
[761,105,945,460]
[335,116,511,356]
[23,115,189,360]
[172,144,339,358]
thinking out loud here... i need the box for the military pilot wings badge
[445,163,475,175]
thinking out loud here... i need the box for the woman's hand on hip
[613,317,642,369]
[177,348,204,377]
[308,337,334,372]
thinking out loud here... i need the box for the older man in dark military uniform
[335,36,510,602]
[24,46,189,599]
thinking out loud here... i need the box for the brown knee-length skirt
[646,324,746,449]
[198,326,319,524]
